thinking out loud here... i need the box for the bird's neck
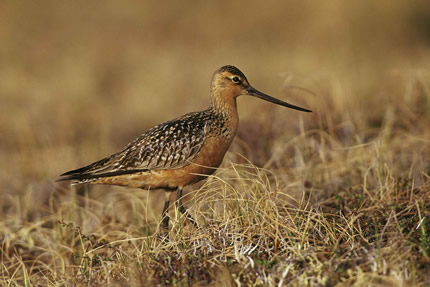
[206,95,238,146]
[210,92,238,117]
[209,92,239,138]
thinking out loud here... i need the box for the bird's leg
[160,192,178,242]
[160,192,177,242]
[176,188,198,228]
[161,195,170,231]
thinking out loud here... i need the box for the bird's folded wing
[58,112,208,181]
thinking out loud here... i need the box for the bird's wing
[59,112,210,181]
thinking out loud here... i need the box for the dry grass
[1,1,430,286]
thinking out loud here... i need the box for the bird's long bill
[247,86,312,112]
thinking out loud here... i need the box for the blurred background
[1,1,430,220]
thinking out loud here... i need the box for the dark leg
[159,192,173,242]
[161,198,170,230]
[176,188,198,228]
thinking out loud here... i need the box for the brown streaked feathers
[59,111,225,185]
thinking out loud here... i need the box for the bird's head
[210,65,311,112]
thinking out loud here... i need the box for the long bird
[58,65,311,230]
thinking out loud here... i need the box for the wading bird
[58,65,311,232]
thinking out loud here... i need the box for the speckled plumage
[60,109,231,186]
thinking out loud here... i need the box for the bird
[58,65,311,232]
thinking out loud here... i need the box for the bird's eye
[232,76,240,83]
